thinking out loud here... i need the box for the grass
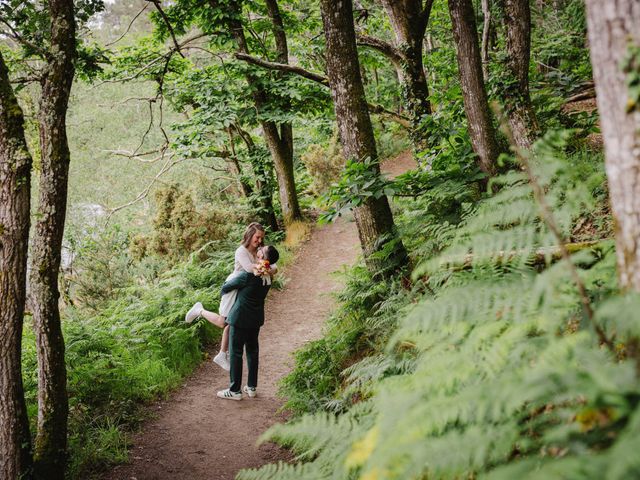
[283,220,313,249]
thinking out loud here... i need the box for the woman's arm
[235,246,256,272]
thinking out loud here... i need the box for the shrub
[132,184,232,262]
[301,137,345,195]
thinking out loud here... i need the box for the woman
[184,222,276,370]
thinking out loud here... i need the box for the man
[216,245,279,400]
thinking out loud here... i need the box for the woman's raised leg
[201,309,225,328]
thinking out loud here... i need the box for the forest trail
[103,151,416,480]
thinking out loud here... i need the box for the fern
[244,132,640,480]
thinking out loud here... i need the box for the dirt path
[103,153,415,480]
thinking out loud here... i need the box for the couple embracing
[184,222,279,401]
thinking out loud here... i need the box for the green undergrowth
[241,133,640,480]
[21,237,294,479]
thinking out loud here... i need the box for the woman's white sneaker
[243,386,257,398]
[213,351,230,371]
[185,302,203,323]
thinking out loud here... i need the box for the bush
[301,137,345,195]
[131,184,233,262]
[65,223,134,311]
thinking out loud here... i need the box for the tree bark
[29,0,75,477]
[213,0,302,226]
[320,0,408,276]
[498,0,539,150]
[231,123,280,232]
[0,50,34,480]
[225,127,254,199]
[357,0,433,153]
[448,0,499,175]
[481,0,491,81]
[264,0,299,223]
[584,0,640,291]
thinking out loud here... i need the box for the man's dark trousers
[220,270,271,394]
[229,325,260,393]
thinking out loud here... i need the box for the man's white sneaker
[185,302,203,323]
[213,351,230,371]
[217,388,242,401]
[243,386,257,398]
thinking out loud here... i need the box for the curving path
[103,151,414,480]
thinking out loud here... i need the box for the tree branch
[356,33,403,65]
[233,53,411,128]
[146,0,185,58]
[367,103,411,128]
[421,0,436,28]
[234,52,329,85]
[106,3,150,47]
[0,18,49,58]
[107,154,180,218]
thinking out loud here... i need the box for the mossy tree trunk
[320,0,408,276]
[584,0,640,291]
[28,0,75,477]
[265,0,293,163]
[358,0,433,154]
[448,0,499,175]
[212,0,302,227]
[0,50,34,480]
[232,123,280,232]
[481,0,492,81]
[498,0,539,150]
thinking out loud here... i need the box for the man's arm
[220,271,252,295]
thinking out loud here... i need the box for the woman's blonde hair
[241,222,265,248]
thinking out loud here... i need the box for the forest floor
[102,150,415,480]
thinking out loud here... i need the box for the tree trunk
[232,124,280,232]
[448,0,499,175]
[320,0,408,276]
[481,0,491,81]
[584,0,640,291]
[261,121,300,225]
[29,1,75,477]
[0,50,34,480]
[498,0,539,150]
[251,154,280,232]
[227,156,253,198]
[226,128,254,199]
[214,0,302,226]
[264,0,298,224]
[359,0,432,154]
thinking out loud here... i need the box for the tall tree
[320,0,408,275]
[584,0,640,291]
[480,0,492,80]
[357,0,433,153]
[497,0,539,150]
[211,0,302,227]
[0,51,34,480]
[448,0,499,174]
[231,123,280,232]
[28,0,76,476]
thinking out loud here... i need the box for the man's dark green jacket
[221,271,271,329]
